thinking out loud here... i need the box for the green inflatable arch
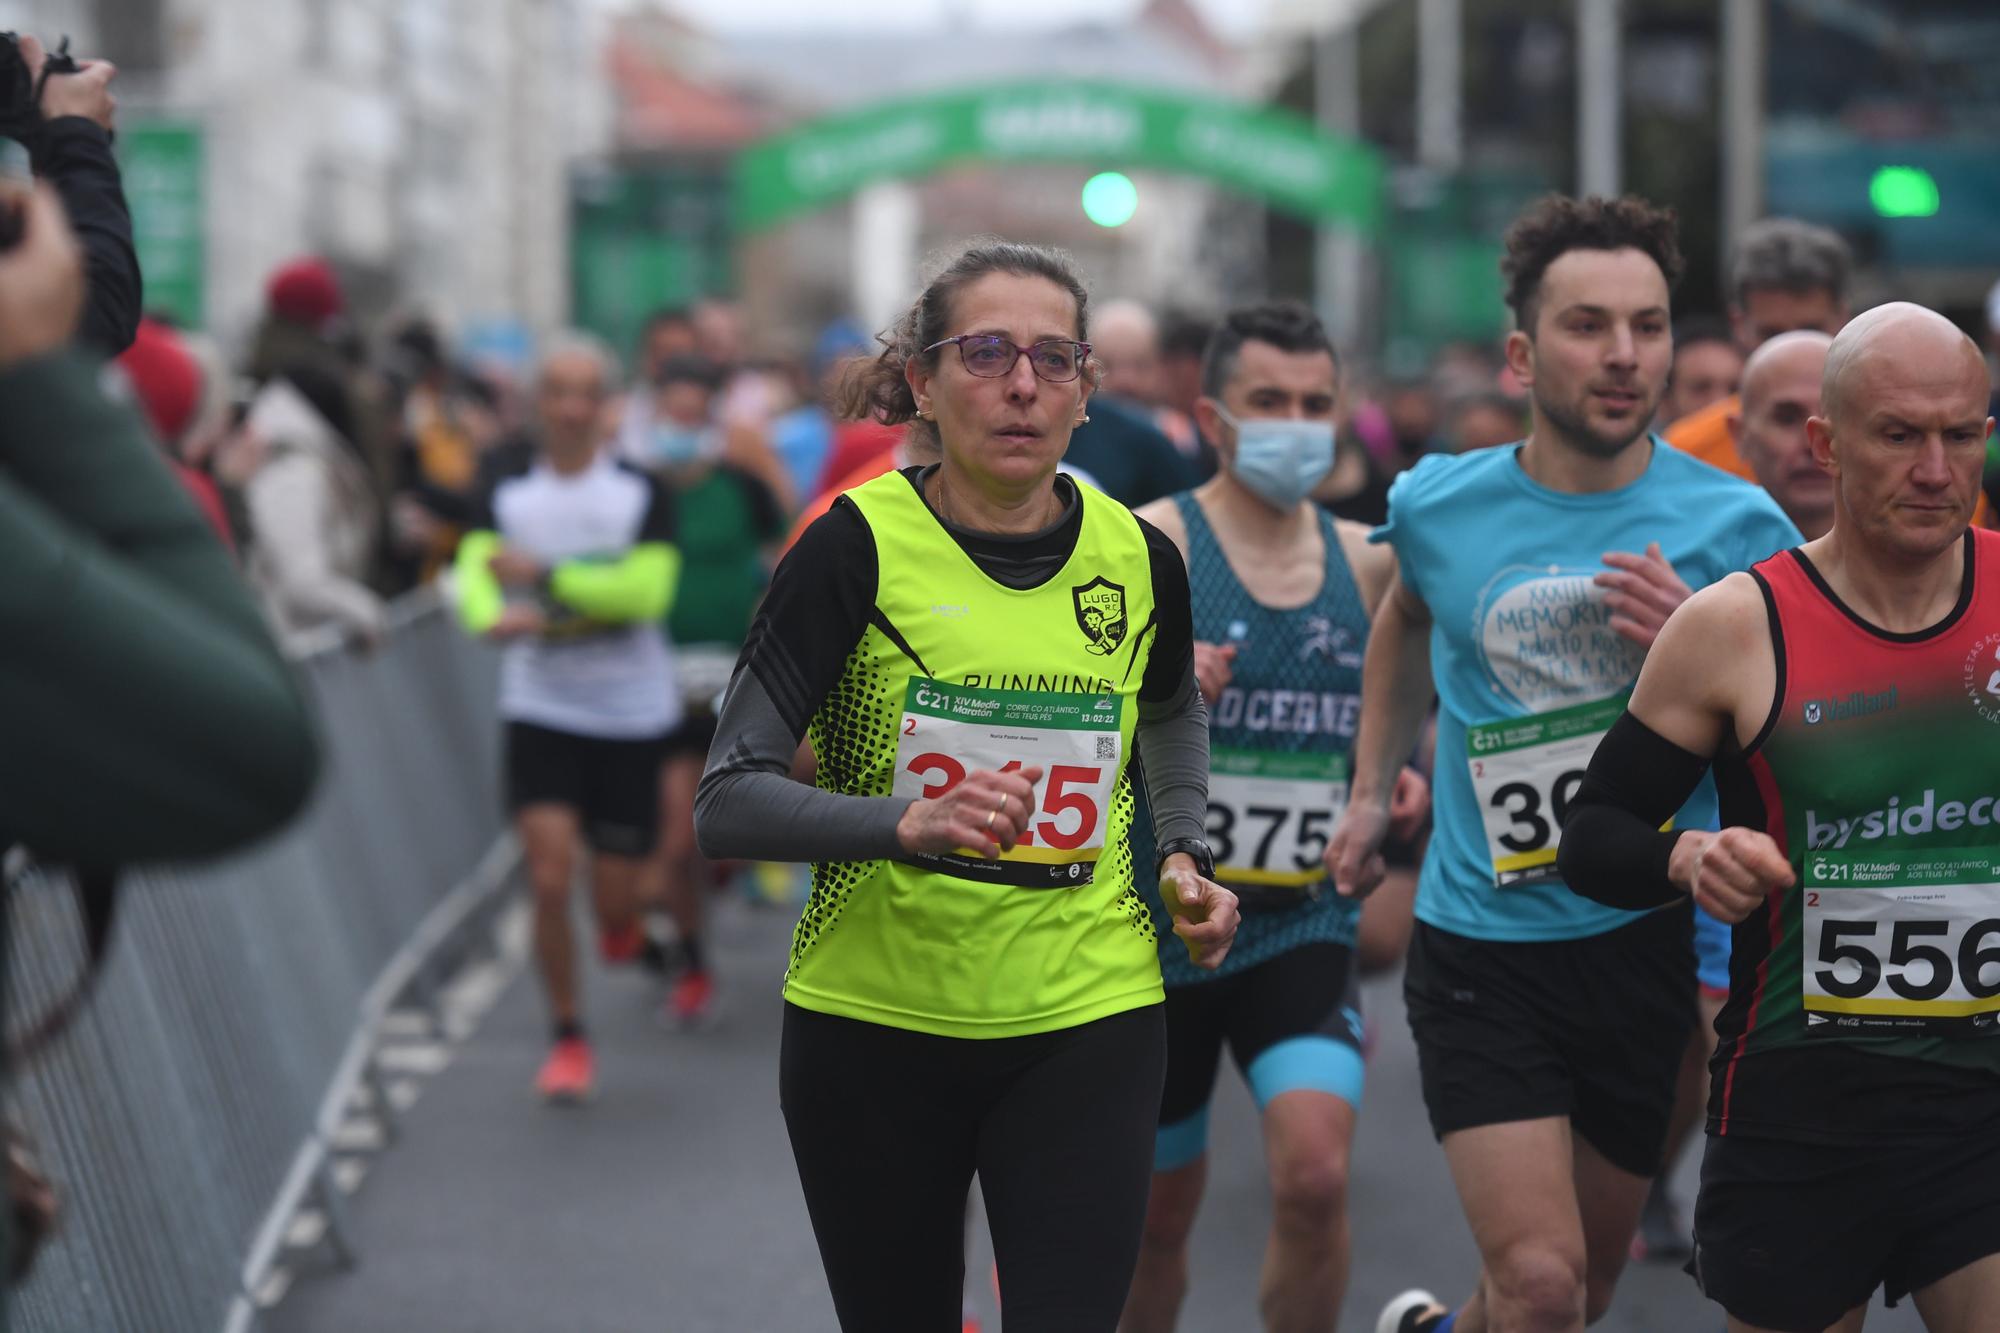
[732,82,1385,234]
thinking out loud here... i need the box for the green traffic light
[1870,166,1939,218]
[1082,172,1138,228]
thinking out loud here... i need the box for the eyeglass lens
[958,336,1081,382]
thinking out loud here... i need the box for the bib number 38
[1465,694,1626,888]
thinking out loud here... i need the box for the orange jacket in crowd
[1665,395,1992,528]
[782,441,903,555]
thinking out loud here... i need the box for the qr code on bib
[1096,736,1117,761]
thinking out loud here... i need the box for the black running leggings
[780,1001,1167,1332]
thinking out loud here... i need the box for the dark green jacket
[0,352,321,862]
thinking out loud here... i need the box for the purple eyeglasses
[924,334,1092,383]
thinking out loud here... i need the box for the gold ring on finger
[985,808,998,831]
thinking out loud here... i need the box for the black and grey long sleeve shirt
[695,466,1208,867]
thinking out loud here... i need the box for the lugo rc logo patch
[1071,576,1128,656]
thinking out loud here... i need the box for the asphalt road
[267,888,1923,1333]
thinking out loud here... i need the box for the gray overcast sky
[642,0,1270,38]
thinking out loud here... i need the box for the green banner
[733,82,1383,233]
[117,120,204,327]
[1383,170,1549,362]
[570,163,734,363]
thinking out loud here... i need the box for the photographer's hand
[0,186,83,365]
[21,35,118,132]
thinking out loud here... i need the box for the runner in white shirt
[455,334,682,1102]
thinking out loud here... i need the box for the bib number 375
[1205,747,1347,888]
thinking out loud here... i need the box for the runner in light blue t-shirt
[1331,195,1801,1333]
[1373,438,1798,944]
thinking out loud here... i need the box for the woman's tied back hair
[835,239,1099,450]
[1501,194,1685,337]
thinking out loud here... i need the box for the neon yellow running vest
[788,471,1165,1037]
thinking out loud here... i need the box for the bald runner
[1561,304,2000,1333]
[1729,332,1835,540]
[1094,300,1168,406]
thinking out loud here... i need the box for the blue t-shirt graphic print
[1376,438,1801,942]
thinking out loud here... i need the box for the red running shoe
[669,970,715,1027]
[535,1037,594,1103]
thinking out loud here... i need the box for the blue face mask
[651,423,709,467]
[1214,406,1336,509]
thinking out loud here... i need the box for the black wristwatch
[1155,837,1215,882]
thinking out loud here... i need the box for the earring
[916,404,933,420]
[1077,413,1091,424]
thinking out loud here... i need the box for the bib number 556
[1814,916,2000,1001]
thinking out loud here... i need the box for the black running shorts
[1159,942,1365,1125]
[504,721,666,857]
[1403,902,1694,1177]
[660,706,718,762]
[1690,1124,2000,1331]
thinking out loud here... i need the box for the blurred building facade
[1761,0,2000,321]
[6,0,611,344]
[1303,0,2000,358]
[586,0,1275,363]
[8,0,1992,364]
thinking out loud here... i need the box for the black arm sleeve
[35,118,141,357]
[1129,517,1206,846]
[730,499,875,736]
[1136,516,1194,705]
[1556,711,1714,911]
[695,501,894,861]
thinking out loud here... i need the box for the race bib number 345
[1465,694,1626,888]
[891,678,1123,889]
[1803,848,2000,1037]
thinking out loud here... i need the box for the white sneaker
[1375,1289,1448,1333]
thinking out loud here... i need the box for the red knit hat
[266,256,345,329]
[115,317,203,445]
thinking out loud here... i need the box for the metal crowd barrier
[5,590,517,1333]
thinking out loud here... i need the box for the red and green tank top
[1710,528,2000,1141]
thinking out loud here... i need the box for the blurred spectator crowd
[106,266,1543,663]
[105,224,2000,663]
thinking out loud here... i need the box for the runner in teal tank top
[1122,303,1425,1333]
[1138,491,1369,983]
